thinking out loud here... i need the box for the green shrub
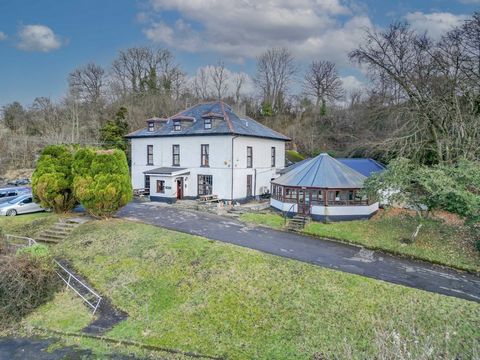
[73,148,132,218]
[31,145,76,213]
[0,254,60,324]
[365,158,480,219]
[17,244,51,260]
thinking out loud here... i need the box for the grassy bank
[239,210,480,272]
[0,212,58,238]
[21,218,479,359]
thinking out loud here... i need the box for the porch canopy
[271,153,369,207]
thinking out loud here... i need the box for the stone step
[38,232,65,240]
[35,236,60,244]
[43,230,69,237]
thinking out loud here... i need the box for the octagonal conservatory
[271,153,379,221]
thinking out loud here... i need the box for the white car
[0,194,45,216]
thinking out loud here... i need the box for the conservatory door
[298,190,311,215]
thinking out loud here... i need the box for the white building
[126,101,289,203]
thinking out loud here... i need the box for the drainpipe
[254,168,257,198]
[230,135,239,202]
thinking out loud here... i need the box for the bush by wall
[31,145,76,213]
[73,148,132,218]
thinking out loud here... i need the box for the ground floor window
[156,180,165,193]
[246,174,253,197]
[272,184,283,200]
[198,175,213,196]
[284,187,297,201]
[145,175,150,189]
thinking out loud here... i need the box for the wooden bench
[198,194,219,203]
[133,188,150,197]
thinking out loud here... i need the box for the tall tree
[303,60,343,113]
[99,107,129,151]
[211,61,229,100]
[68,63,106,104]
[349,20,480,164]
[1,102,26,131]
[254,48,296,112]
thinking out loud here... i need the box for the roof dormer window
[148,122,155,132]
[173,120,181,131]
[204,118,212,130]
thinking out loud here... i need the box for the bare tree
[254,48,296,112]
[233,73,246,103]
[211,61,229,100]
[193,67,210,100]
[68,63,106,104]
[349,21,480,163]
[303,60,343,109]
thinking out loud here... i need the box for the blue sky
[0,0,478,107]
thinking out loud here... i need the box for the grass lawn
[23,290,95,333]
[240,212,285,229]
[23,218,479,359]
[239,210,480,272]
[286,150,306,163]
[0,212,58,238]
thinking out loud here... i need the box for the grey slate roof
[126,101,290,141]
[273,153,367,189]
[279,157,385,177]
[336,158,385,177]
[143,167,189,175]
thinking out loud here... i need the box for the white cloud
[142,0,372,65]
[0,31,7,41]
[17,24,63,52]
[341,75,364,93]
[405,12,468,39]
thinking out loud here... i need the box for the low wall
[270,198,379,221]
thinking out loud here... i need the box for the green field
[17,218,477,359]
[239,211,480,272]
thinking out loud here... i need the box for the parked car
[0,194,45,216]
[0,187,31,204]
[7,178,30,186]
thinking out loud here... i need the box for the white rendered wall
[131,135,286,200]
[311,202,379,216]
[232,137,285,199]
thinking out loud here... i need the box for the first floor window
[198,175,213,196]
[147,145,153,165]
[172,145,180,166]
[271,147,276,167]
[247,146,253,168]
[156,180,165,194]
[201,144,209,167]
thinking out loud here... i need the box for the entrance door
[176,178,183,200]
[246,175,253,198]
[297,190,311,215]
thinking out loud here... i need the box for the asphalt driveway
[117,201,480,303]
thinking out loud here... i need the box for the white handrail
[53,259,102,314]
[3,233,102,314]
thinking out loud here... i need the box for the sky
[0,0,478,107]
